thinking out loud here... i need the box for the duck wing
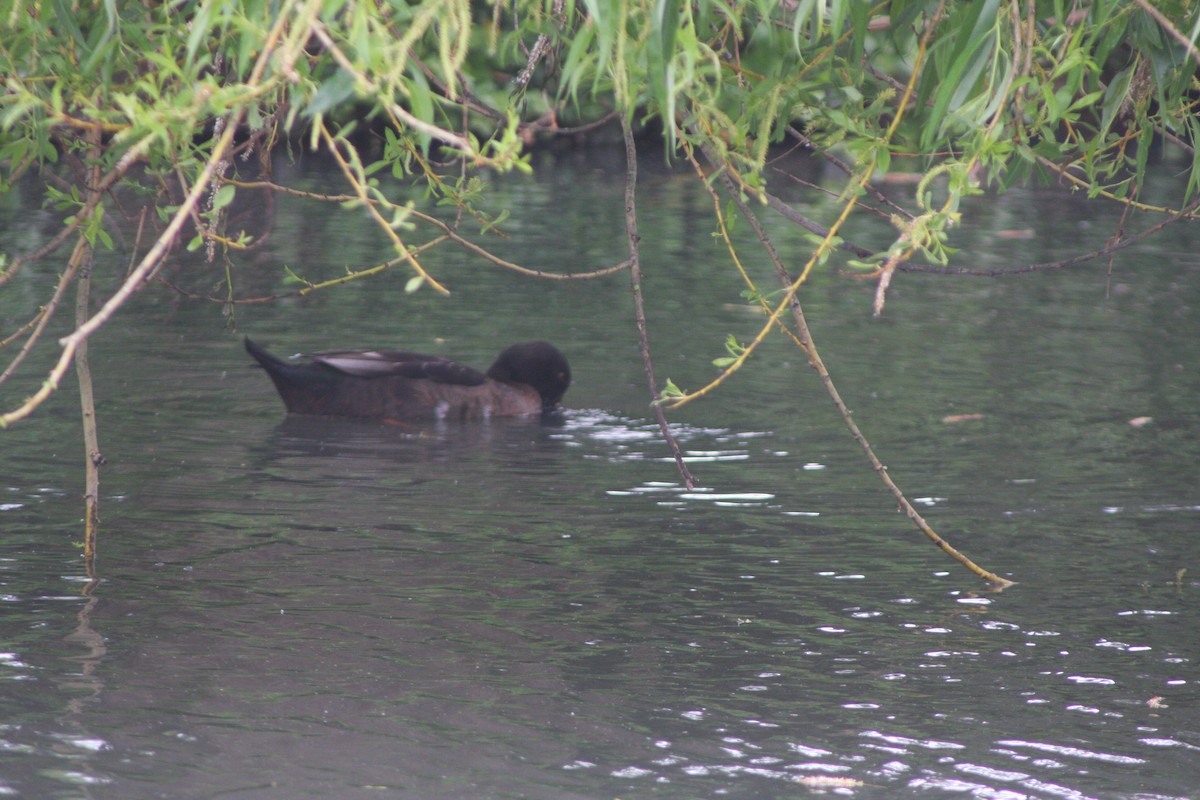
[305,349,488,386]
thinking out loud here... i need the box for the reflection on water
[2,155,1199,798]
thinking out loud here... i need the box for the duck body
[245,338,570,422]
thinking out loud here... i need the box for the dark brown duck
[245,338,570,422]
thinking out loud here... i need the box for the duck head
[486,341,571,414]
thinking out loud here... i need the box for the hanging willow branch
[673,0,1013,587]
[621,115,694,490]
[720,172,1013,588]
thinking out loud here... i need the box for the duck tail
[244,337,288,370]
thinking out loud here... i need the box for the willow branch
[1,0,302,426]
[0,133,148,291]
[317,121,450,295]
[74,239,101,553]
[686,2,1012,586]
[621,116,694,490]
[77,125,104,553]
[725,172,1012,587]
[229,178,631,282]
[309,20,484,163]
[1133,0,1200,68]
[682,144,806,352]
[0,255,81,391]
[0,308,47,349]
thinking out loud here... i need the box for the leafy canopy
[1,0,1199,396]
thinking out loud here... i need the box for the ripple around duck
[555,409,759,455]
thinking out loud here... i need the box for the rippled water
[1,151,1199,798]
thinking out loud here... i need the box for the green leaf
[406,65,434,156]
[50,0,86,47]
[1040,80,1062,120]
[1067,90,1104,114]
[1098,64,1134,139]
[874,143,891,175]
[82,24,120,76]
[722,334,746,357]
[658,378,685,400]
[558,21,597,103]
[306,70,358,117]
[922,0,1000,148]
[185,1,217,67]
[211,184,236,211]
[648,0,682,147]
[581,0,618,80]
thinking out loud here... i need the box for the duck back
[245,338,553,421]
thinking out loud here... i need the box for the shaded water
[1,149,1199,798]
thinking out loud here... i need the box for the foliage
[2,2,1197,311]
[2,1,1199,579]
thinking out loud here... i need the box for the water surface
[1,149,1198,798]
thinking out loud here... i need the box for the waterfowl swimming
[245,337,570,422]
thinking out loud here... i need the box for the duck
[244,337,570,422]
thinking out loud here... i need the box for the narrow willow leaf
[211,184,236,211]
[51,0,86,46]
[922,0,999,148]
[648,0,682,147]
[1187,115,1200,206]
[828,0,846,41]
[581,0,617,78]
[82,23,119,75]
[1067,90,1104,113]
[185,1,216,67]
[791,0,817,51]
[306,70,358,117]
[944,36,994,118]
[406,65,434,156]
[874,144,891,175]
[1098,64,1133,138]
[558,20,597,102]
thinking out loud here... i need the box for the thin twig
[0,308,47,349]
[76,126,104,554]
[0,259,81,388]
[620,116,695,490]
[309,20,483,162]
[317,121,450,295]
[784,126,915,221]
[0,145,139,290]
[714,155,1013,585]
[229,178,632,282]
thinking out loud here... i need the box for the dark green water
[1,148,1198,799]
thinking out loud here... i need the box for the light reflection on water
[2,392,1198,799]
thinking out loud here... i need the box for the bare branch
[620,116,695,490]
